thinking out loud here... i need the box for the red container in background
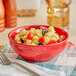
[3,0,17,28]
[0,0,5,32]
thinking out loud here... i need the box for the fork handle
[12,62,40,76]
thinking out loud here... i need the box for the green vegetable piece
[32,40,35,44]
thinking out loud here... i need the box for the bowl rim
[8,25,69,47]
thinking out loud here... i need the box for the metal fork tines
[0,51,40,76]
[0,51,11,65]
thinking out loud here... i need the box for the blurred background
[0,0,76,47]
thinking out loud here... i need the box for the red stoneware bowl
[8,25,69,62]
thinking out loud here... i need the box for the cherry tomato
[27,32,34,40]
[47,40,56,45]
[57,39,63,43]
[39,36,45,43]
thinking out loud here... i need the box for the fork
[0,51,40,76]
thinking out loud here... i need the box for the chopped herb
[32,40,35,44]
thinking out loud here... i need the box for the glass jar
[16,0,41,17]
[47,7,69,29]
[46,0,71,31]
